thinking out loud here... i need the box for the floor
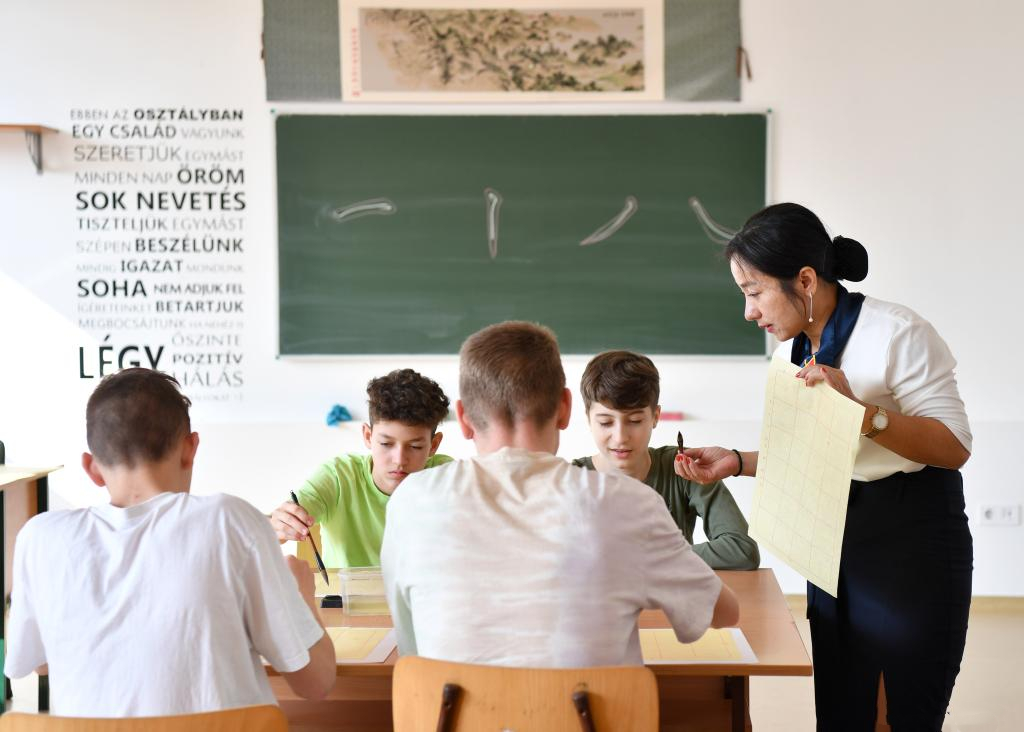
[749,597,1023,732]
[8,598,1022,730]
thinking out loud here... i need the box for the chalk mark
[580,196,639,246]
[330,198,397,223]
[688,196,736,245]
[484,187,502,260]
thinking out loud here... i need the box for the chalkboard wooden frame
[276,111,768,356]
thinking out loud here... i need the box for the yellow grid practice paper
[314,572,341,596]
[326,627,396,663]
[750,357,866,598]
[640,628,756,664]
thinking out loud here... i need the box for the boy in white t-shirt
[4,368,336,717]
[382,322,739,667]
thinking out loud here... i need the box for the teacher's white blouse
[775,295,972,482]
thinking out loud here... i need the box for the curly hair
[366,369,450,430]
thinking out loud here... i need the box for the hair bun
[831,235,869,282]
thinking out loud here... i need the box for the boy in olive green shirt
[271,369,452,567]
[573,351,759,570]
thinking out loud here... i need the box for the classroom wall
[1,0,1020,594]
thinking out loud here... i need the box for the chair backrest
[392,656,658,732]
[295,522,323,570]
[0,705,288,732]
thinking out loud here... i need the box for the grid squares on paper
[327,627,394,662]
[640,628,756,664]
[749,357,866,597]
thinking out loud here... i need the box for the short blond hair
[459,321,565,430]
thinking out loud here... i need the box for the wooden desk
[0,467,59,595]
[271,569,811,732]
[0,465,60,710]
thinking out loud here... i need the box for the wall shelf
[0,124,58,174]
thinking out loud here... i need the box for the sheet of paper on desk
[749,356,865,598]
[314,572,341,597]
[641,628,756,664]
[327,627,396,663]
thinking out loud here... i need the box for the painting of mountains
[342,2,663,100]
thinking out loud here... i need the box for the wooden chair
[392,656,658,732]
[0,705,288,731]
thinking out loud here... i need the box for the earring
[808,291,814,323]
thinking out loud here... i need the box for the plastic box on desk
[338,566,389,615]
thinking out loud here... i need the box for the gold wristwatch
[861,406,889,439]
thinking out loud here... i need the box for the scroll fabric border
[340,0,664,103]
[264,0,740,101]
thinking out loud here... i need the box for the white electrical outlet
[978,504,1022,526]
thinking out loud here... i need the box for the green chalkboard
[276,113,766,355]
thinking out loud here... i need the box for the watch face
[873,410,889,430]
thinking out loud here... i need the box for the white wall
[0,0,1020,594]
[739,0,1024,594]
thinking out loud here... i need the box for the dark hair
[459,321,565,430]
[86,368,192,467]
[725,203,869,293]
[367,369,450,429]
[580,351,659,413]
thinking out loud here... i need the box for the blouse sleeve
[886,317,972,452]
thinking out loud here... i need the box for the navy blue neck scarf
[790,284,865,368]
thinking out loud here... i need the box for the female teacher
[677,203,972,731]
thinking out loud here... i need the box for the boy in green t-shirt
[271,369,452,567]
[572,351,759,570]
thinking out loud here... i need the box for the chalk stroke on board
[330,198,397,223]
[484,187,502,260]
[580,196,639,246]
[688,196,736,245]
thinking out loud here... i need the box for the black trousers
[808,467,973,731]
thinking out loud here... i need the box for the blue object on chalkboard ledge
[326,404,353,426]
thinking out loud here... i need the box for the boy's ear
[361,423,373,448]
[652,405,661,428]
[429,431,443,456]
[81,452,107,488]
[556,388,572,431]
[455,400,475,440]
[181,431,200,469]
